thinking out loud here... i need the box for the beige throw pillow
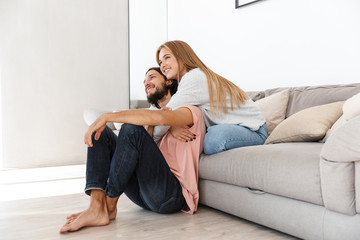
[265,101,344,144]
[255,89,290,135]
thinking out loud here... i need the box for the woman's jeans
[203,123,268,155]
[85,124,185,214]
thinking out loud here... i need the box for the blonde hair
[156,40,248,115]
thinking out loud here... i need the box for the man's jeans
[85,124,185,214]
[203,123,268,155]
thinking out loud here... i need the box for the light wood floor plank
[0,193,298,240]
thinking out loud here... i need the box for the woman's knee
[203,134,226,155]
[203,125,234,154]
[203,124,266,155]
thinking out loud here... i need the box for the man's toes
[66,212,81,219]
[60,223,80,233]
[66,218,75,224]
[60,225,70,233]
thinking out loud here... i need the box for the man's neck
[157,92,172,108]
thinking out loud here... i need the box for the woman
[60,68,205,233]
[153,40,268,155]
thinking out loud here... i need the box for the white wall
[0,0,129,168]
[167,0,360,91]
[129,0,167,103]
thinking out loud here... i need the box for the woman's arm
[84,108,193,147]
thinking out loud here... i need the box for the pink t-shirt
[157,106,206,214]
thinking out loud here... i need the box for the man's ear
[165,79,173,86]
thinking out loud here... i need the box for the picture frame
[235,0,265,9]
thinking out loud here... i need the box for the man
[60,68,205,232]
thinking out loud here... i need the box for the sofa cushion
[265,101,343,144]
[255,89,290,135]
[286,83,360,118]
[251,83,360,117]
[247,91,265,101]
[199,142,324,206]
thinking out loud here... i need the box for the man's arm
[84,108,193,147]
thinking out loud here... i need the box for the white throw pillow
[322,92,360,141]
[343,92,360,120]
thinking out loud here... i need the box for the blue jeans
[85,124,185,214]
[203,123,268,155]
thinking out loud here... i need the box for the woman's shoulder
[180,68,207,86]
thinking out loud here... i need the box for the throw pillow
[265,101,344,144]
[255,89,290,135]
[343,92,360,120]
[321,115,346,142]
[322,92,360,141]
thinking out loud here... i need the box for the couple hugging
[60,40,267,233]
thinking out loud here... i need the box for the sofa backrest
[248,83,360,118]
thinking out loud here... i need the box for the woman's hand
[170,126,196,142]
[84,114,107,147]
[161,106,195,141]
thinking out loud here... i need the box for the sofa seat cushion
[199,142,324,206]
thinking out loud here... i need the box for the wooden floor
[0,165,298,240]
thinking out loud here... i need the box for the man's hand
[84,114,107,147]
[144,125,154,137]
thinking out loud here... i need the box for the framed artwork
[235,0,265,8]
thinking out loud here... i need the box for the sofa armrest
[321,115,360,163]
[320,116,360,215]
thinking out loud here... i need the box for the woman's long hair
[156,40,248,115]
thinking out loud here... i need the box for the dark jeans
[85,124,185,214]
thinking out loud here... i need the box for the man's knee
[91,125,113,140]
[120,123,145,136]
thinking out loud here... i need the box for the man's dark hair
[146,67,178,108]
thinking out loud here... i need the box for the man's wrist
[102,113,111,123]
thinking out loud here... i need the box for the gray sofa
[198,83,360,240]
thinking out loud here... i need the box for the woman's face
[158,48,186,80]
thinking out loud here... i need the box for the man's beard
[147,82,169,109]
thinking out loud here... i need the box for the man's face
[144,70,171,106]
[144,70,167,97]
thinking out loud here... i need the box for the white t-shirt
[152,68,265,142]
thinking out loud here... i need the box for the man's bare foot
[66,211,83,224]
[60,190,110,233]
[106,196,119,220]
[60,208,109,232]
